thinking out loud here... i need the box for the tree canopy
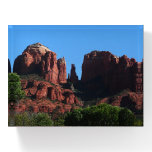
[8,73,25,103]
[64,104,135,126]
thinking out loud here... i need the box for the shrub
[81,104,120,126]
[119,108,135,126]
[64,108,83,126]
[14,112,30,126]
[53,116,65,126]
[64,104,135,126]
[10,112,54,126]
[134,119,143,126]
[30,113,53,126]
[134,115,143,126]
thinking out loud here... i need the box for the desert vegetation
[8,73,25,104]
[8,104,142,126]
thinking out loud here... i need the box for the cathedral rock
[13,43,67,84]
[81,50,143,94]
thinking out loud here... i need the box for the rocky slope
[13,43,67,84]
[97,90,143,113]
[13,75,82,115]
[81,51,143,94]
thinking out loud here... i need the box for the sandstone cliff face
[57,57,67,83]
[13,43,67,84]
[21,79,81,104]
[97,90,143,112]
[81,51,143,94]
[15,79,82,114]
[8,59,11,73]
[69,64,78,83]
[132,62,143,93]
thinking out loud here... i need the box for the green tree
[8,73,25,126]
[64,108,83,126]
[134,119,143,126]
[119,108,135,126]
[14,112,31,126]
[81,104,120,126]
[8,73,25,103]
[64,104,135,126]
[30,113,53,126]
[54,115,65,126]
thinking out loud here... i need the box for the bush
[134,119,143,126]
[14,112,31,126]
[10,112,54,126]
[64,108,83,126]
[64,104,135,126]
[134,115,143,126]
[81,104,120,126]
[53,116,65,126]
[30,113,53,126]
[119,108,135,126]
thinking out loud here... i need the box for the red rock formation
[13,43,67,84]
[15,79,82,114]
[97,91,143,112]
[8,59,11,73]
[57,57,67,83]
[33,105,39,113]
[81,50,143,94]
[133,62,143,93]
[48,87,64,101]
[40,51,59,84]
[62,89,82,105]
[69,64,78,83]
[82,51,114,82]
[36,83,48,99]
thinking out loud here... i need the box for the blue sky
[8,25,143,79]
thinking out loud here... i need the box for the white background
[0,0,152,152]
